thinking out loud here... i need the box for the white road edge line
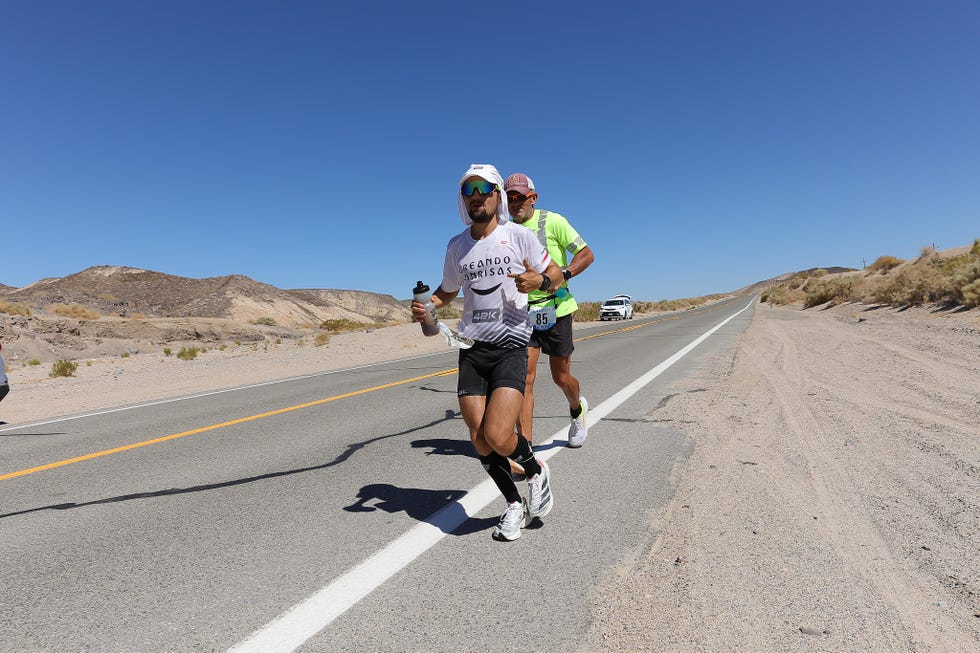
[228,299,755,653]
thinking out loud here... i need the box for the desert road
[0,297,755,652]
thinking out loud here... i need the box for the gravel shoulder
[581,302,979,652]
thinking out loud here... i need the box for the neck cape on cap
[457,163,510,226]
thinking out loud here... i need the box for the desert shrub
[436,304,463,320]
[868,255,903,274]
[631,302,652,313]
[570,302,598,321]
[49,359,78,378]
[803,277,856,308]
[176,346,200,360]
[761,285,799,305]
[314,332,331,347]
[28,359,41,366]
[163,347,172,357]
[951,260,980,306]
[50,303,101,319]
[651,299,686,311]
[319,319,382,333]
[250,317,278,326]
[961,278,980,308]
[867,265,950,306]
[0,300,31,316]
[120,351,130,358]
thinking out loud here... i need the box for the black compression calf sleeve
[479,451,521,504]
[508,435,541,478]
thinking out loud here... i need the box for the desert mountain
[3,266,411,326]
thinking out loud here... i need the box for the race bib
[529,305,557,331]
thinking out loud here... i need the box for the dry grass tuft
[50,303,102,319]
[176,347,200,361]
[0,300,31,316]
[868,255,903,274]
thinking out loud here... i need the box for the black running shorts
[528,313,575,358]
[457,343,528,397]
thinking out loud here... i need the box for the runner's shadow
[345,483,465,517]
[411,437,477,459]
[344,483,496,536]
[0,411,464,520]
[417,385,457,394]
[0,431,69,437]
[532,439,569,452]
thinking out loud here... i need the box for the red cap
[503,173,535,194]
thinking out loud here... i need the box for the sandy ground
[3,304,978,651]
[582,303,979,652]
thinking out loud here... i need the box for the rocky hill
[2,266,410,326]
[0,266,412,363]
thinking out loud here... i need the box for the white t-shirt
[441,221,552,348]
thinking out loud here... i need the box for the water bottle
[412,281,440,336]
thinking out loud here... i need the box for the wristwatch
[538,273,552,292]
[562,268,572,281]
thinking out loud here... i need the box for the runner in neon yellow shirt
[505,172,596,451]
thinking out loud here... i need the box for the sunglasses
[461,179,499,196]
[506,191,529,202]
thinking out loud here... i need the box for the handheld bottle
[412,281,440,336]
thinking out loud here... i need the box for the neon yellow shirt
[515,209,587,318]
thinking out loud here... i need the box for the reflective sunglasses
[461,179,499,196]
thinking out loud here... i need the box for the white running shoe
[527,460,554,520]
[492,500,526,541]
[568,396,589,448]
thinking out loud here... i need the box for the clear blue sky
[2,1,977,302]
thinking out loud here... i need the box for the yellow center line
[2,300,737,482]
[0,368,458,482]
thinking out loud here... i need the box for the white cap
[457,163,509,226]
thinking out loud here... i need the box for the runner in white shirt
[412,164,563,541]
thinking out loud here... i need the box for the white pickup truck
[599,294,634,320]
